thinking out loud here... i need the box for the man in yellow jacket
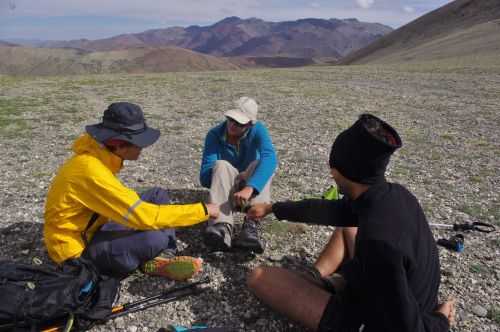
[44,102,219,279]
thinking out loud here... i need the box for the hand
[205,203,220,219]
[233,186,254,208]
[236,170,250,182]
[436,298,456,326]
[247,203,273,220]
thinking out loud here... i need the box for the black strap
[81,213,100,246]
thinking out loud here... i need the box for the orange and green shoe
[142,256,203,281]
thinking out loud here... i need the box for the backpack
[0,258,120,331]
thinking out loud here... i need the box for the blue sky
[0,0,450,41]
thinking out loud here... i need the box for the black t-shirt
[272,181,449,332]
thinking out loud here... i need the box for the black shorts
[293,264,361,332]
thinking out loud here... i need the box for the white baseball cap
[224,97,258,125]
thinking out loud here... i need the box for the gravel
[0,63,499,331]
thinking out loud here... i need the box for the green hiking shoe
[143,256,203,281]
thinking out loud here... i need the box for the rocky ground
[0,61,499,331]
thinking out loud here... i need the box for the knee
[213,160,232,173]
[247,266,266,292]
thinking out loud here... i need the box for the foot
[203,222,233,251]
[233,218,266,254]
[436,298,456,327]
[142,256,203,281]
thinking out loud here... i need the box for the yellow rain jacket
[44,134,209,264]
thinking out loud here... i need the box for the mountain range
[341,0,500,64]
[37,17,392,59]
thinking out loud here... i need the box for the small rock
[268,254,284,262]
[115,317,126,329]
[21,249,29,255]
[471,305,488,317]
[441,269,453,277]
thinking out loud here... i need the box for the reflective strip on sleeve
[123,199,143,222]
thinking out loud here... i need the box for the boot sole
[232,239,265,254]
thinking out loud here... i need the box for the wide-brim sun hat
[224,96,258,125]
[85,102,160,148]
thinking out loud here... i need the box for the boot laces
[243,219,259,237]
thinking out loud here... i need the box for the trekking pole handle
[430,222,496,233]
[453,222,495,233]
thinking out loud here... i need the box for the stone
[471,305,488,317]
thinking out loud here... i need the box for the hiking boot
[142,256,203,281]
[233,218,265,254]
[203,222,233,251]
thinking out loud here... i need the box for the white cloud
[403,5,415,13]
[356,0,375,9]
[310,2,321,8]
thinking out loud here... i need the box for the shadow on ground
[0,222,50,264]
[0,188,303,331]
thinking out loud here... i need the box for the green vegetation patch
[487,307,500,325]
[265,219,308,237]
[0,97,38,137]
[457,202,500,225]
[469,263,489,275]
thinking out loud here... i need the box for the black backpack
[0,258,120,331]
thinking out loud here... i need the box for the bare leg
[247,266,332,331]
[343,227,358,259]
[314,227,358,277]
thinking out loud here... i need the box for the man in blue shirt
[200,97,277,253]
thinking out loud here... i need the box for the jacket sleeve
[246,123,277,193]
[199,130,219,188]
[271,197,357,227]
[70,166,209,230]
[354,240,450,332]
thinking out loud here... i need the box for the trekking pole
[108,276,210,319]
[41,277,210,332]
[429,221,495,233]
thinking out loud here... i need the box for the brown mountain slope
[341,0,500,64]
[0,40,19,47]
[40,17,392,60]
[0,46,239,75]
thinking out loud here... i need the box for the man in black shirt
[246,114,455,331]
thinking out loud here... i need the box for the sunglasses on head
[226,117,249,128]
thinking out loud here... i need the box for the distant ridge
[0,46,239,76]
[0,40,19,47]
[39,17,392,60]
[341,0,500,64]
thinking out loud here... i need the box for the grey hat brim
[85,124,160,148]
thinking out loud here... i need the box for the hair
[103,138,133,152]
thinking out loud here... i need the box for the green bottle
[322,185,340,200]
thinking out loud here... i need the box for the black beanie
[329,114,402,185]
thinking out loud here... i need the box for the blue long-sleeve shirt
[199,120,277,194]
